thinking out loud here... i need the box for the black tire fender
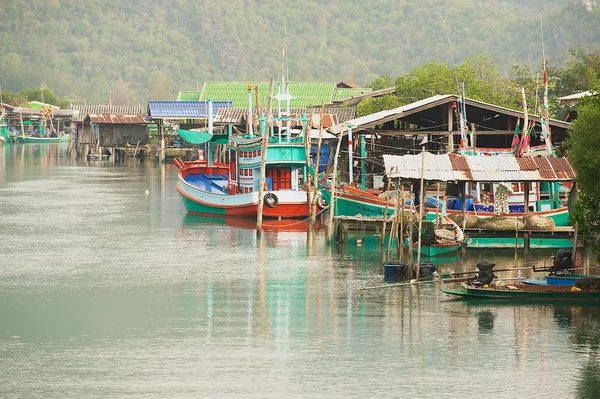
[264,193,278,208]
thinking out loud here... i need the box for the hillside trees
[0,0,598,104]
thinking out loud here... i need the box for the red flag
[543,67,548,87]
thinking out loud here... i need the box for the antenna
[540,13,546,65]
[443,20,460,96]
[283,16,289,81]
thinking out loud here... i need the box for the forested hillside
[1,0,598,104]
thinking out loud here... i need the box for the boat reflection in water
[182,214,324,232]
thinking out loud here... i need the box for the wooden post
[399,183,405,260]
[415,144,426,280]
[461,183,467,233]
[408,184,414,280]
[381,171,392,248]
[257,78,275,232]
[447,103,454,152]
[524,181,530,214]
[19,112,25,139]
[327,127,345,242]
[573,222,579,266]
[394,184,403,256]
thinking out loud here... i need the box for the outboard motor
[552,248,573,273]
[476,260,496,285]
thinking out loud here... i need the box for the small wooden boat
[411,241,461,257]
[14,134,70,143]
[441,279,600,301]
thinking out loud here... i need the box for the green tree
[19,86,64,107]
[369,74,395,90]
[566,87,600,259]
[394,55,516,108]
[0,90,27,106]
[356,94,402,117]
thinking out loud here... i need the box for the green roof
[177,91,202,101]
[332,87,373,102]
[199,81,338,108]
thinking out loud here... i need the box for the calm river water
[1,143,599,398]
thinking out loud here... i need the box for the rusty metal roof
[71,105,145,122]
[384,153,575,182]
[87,114,148,124]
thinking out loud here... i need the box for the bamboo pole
[521,88,529,154]
[360,275,441,292]
[393,183,402,257]
[310,101,325,219]
[381,172,391,248]
[304,113,314,222]
[435,182,440,229]
[256,78,275,232]
[326,126,345,242]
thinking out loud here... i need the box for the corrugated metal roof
[147,101,232,118]
[87,114,148,124]
[330,95,452,134]
[557,90,597,103]
[384,153,575,182]
[332,87,372,102]
[215,107,356,125]
[71,105,145,122]
[329,93,571,133]
[200,81,337,108]
[177,91,202,101]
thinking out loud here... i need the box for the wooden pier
[333,216,576,250]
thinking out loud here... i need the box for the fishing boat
[441,280,600,301]
[175,90,320,218]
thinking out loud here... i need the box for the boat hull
[177,166,310,219]
[320,184,570,227]
[413,243,461,257]
[522,274,594,286]
[441,284,600,301]
[15,135,70,143]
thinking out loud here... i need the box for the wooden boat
[14,134,70,143]
[412,241,462,257]
[441,279,600,301]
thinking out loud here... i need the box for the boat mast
[207,100,213,167]
[257,78,275,231]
